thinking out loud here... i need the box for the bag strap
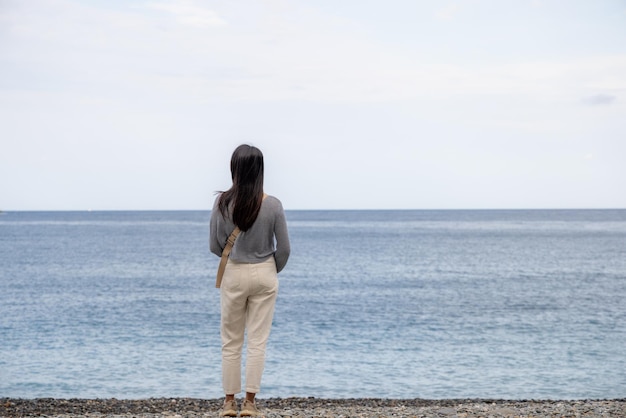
[215,226,240,288]
[215,193,267,288]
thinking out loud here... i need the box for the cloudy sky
[1,0,625,210]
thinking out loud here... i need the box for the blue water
[1,210,625,400]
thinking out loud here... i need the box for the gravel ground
[1,398,625,417]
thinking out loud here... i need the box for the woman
[210,144,290,417]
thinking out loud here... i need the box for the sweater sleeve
[209,196,224,257]
[273,201,291,273]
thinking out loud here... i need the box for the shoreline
[2,398,625,417]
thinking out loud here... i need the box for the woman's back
[210,194,290,272]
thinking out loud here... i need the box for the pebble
[1,398,625,417]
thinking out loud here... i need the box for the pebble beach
[2,398,625,417]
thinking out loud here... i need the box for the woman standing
[210,144,290,417]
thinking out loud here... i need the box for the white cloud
[147,0,227,27]
[436,3,460,20]
[5,1,626,106]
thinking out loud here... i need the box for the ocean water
[1,209,625,400]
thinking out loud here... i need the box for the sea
[1,209,625,400]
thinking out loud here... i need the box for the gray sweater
[209,194,291,273]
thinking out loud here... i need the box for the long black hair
[218,144,264,231]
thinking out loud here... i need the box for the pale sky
[1,0,625,210]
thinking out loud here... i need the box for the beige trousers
[220,257,278,394]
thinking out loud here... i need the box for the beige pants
[220,257,278,394]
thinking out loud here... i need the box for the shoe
[220,399,238,417]
[240,399,262,417]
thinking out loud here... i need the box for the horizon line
[2,207,625,213]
